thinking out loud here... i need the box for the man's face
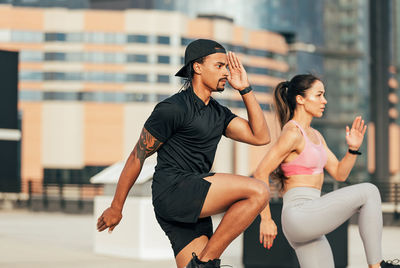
[195,53,229,92]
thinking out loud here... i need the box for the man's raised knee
[251,180,270,207]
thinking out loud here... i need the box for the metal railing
[26,180,103,212]
[1,179,399,219]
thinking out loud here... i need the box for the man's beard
[215,78,226,92]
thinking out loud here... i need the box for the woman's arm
[322,116,367,182]
[253,125,301,248]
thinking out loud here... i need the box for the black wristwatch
[348,149,361,155]
[239,86,253,96]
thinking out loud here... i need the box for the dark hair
[273,74,321,128]
[181,56,206,90]
[271,74,321,189]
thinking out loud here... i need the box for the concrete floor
[0,210,399,268]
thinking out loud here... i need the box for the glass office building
[320,0,369,182]
[0,4,289,188]
[0,0,378,187]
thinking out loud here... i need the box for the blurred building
[0,4,289,190]
[391,1,400,180]
[318,0,370,182]
[4,0,396,194]
[171,0,370,183]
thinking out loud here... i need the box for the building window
[11,31,43,42]
[43,92,80,101]
[252,85,271,93]
[44,52,66,61]
[104,33,116,44]
[45,33,66,42]
[86,32,105,43]
[65,52,82,62]
[19,51,43,62]
[66,32,83,42]
[231,45,245,54]
[127,34,148,43]
[85,52,104,63]
[246,48,273,58]
[43,166,107,184]
[181,37,194,46]
[126,73,148,82]
[43,72,82,81]
[127,54,148,63]
[19,91,43,101]
[157,35,170,45]
[157,55,170,64]
[157,75,170,83]
[245,66,270,76]
[19,71,43,81]
[85,72,106,82]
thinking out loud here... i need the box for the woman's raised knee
[360,182,381,200]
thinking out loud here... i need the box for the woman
[253,74,399,268]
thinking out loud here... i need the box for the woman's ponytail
[273,81,292,129]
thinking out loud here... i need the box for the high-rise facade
[0,4,289,190]
[319,0,370,183]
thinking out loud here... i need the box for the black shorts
[155,214,213,256]
[153,173,215,256]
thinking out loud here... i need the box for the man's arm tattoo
[135,128,162,166]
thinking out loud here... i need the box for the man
[97,39,271,268]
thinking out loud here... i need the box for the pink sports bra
[280,120,327,177]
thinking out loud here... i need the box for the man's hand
[227,51,250,91]
[259,218,277,250]
[97,207,123,233]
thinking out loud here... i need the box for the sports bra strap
[290,120,306,137]
[290,120,321,145]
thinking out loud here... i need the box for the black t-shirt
[144,87,237,200]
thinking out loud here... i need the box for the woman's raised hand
[346,116,367,150]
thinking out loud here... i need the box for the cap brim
[175,64,189,77]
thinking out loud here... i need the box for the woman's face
[301,80,327,117]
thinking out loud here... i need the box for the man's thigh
[200,173,268,218]
[155,213,213,257]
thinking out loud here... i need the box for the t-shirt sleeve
[222,105,237,136]
[144,101,185,142]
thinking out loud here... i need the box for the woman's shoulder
[282,121,302,137]
[280,121,303,145]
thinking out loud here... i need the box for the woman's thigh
[283,184,372,243]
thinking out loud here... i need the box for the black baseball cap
[175,39,227,78]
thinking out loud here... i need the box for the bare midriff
[283,173,324,194]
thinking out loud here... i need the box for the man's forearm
[242,90,270,142]
[111,151,142,211]
[110,127,162,211]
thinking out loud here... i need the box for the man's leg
[176,235,209,268]
[182,173,269,264]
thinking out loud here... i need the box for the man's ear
[193,62,201,75]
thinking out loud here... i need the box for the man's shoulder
[156,90,189,113]
[210,97,230,111]
[162,90,188,104]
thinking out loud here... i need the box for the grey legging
[282,183,383,268]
